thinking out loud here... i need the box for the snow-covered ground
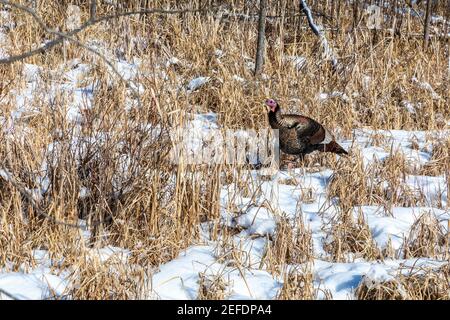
[147,114,449,300]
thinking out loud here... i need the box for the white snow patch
[317,91,350,103]
[187,77,210,92]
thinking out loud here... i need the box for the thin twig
[0,167,84,229]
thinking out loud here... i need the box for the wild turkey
[265,98,348,157]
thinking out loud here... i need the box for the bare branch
[0,0,142,108]
[299,0,340,72]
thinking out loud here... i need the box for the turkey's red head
[265,99,279,112]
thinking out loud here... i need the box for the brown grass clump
[215,236,249,269]
[198,272,229,300]
[69,255,148,300]
[277,266,316,300]
[329,147,439,210]
[265,216,313,274]
[375,151,427,207]
[356,265,450,300]
[328,156,379,209]
[324,210,381,262]
[419,138,450,177]
[403,212,447,259]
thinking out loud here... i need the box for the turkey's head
[265,99,279,113]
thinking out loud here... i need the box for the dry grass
[356,264,450,300]
[403,211,447,259]
[0,0,448,300]
[69,254,149,300]
[419,137,450,176]
[324,209,382,262]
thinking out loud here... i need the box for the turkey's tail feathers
[323,141,348,155]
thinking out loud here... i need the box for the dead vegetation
[266,216,313,273]
[403,211,448,259]
[324,210,382,262]
[356,264,450,300]
[0,0,448,300]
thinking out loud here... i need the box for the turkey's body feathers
[268,108,347,156]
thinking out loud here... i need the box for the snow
[0,272,67,300]
[0,10,15,30]
[214,49,225,59]
[146,115,449,300]
[116,58,141,81]
[2,112,448,301]
[186,77,210,92]
[355,206,449,250]
[404,175,448,208]
[234,207,277,237]
[166,56,182,68]
[349,128,448,169]
[88,246,131,264]
[401,100,421,114]
[1,42,448,300]
[150,245,281,300]
[232,75,246,83]
[2,86,448,299]
[411,77,441,100]
[313,257,446,300]
[0,250,69,300]
[364,264,396,284]
[22,63,42,83]
[0,29,9,59]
